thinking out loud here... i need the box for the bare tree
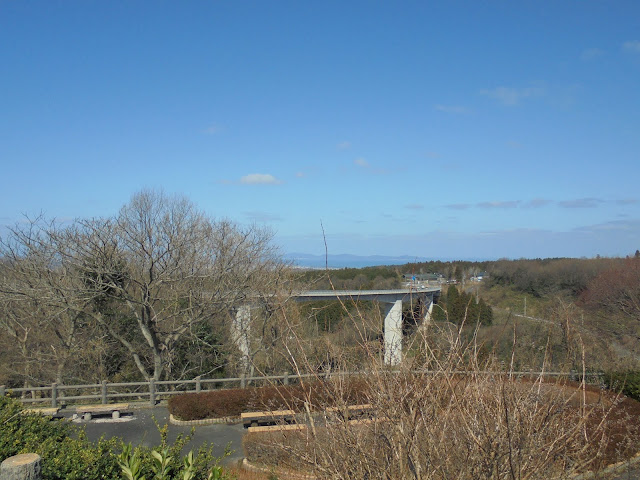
[0,190,289,383]
[0,218,99,388]
[69,190,288,381]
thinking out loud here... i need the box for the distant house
[471,272,489,281]
[402,273,441,282]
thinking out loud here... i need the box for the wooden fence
[0,370,605,408]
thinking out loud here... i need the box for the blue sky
[1,1,639,260]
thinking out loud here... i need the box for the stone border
[573,450,640,479]
[169,414,239,426]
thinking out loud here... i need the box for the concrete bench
[22,407,60,417]
[241,409,296,428]
[326,404,373,420]
[248,423,307,433]
[76,403,129,420]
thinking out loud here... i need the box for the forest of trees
[2,188,639,390]
[0,190,289,389]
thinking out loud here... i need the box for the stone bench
[75,403,129,420]
[241,409,296,428]
[326,404,373,420]
[247,423,307,433]
[22,407,60,417]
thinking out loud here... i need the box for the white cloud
[337,141,351,150]
[240,173,283,185]
[623,41,640,53]
[434,105,471,114]
[480,86,544,106]
[581,48,604,61]
[354,157,369,168]
[405,204,424,210]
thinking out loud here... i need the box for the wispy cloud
[623,41,640,53]
[244,211,283,222]
[240,173,283,185]
[558,197,603,208]
[581,48,604,61]
[617,198,639,205]
[337,141,351,150]
[424,151,441,159]
[480,86,544,106]
[203,124,223,135]
[524,198,551,208]
[405,204,424,210]
[445,203,471,210]
[354,157,369,168]
[435,105,471,114]
[477,200,520,209]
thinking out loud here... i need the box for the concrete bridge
[233,287,441,367]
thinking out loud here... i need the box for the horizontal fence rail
[0,370,605,408]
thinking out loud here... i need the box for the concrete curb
[169,413,239,426]
[573,450,640,479]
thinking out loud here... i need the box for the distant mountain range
[283,253,431,269]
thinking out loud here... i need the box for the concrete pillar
[384,300,403,366]
[1,453,42,480]
[424,299,434,324]
[233,305,251,371]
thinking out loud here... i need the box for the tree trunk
[1,453,42,480]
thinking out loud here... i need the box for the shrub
[0,396,231,480]
[168,380,370,421]
[603,370,640,401]
[0,395,121,480]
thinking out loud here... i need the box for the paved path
[56,404,246,466]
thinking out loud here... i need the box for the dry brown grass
[237,303,640,480]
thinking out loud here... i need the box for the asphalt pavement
[55,404,246,466]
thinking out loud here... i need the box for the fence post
[1,453,42,480]
[195,376,201,394]
[283,372,289,386]
[149,379,156,407]
[0,385,5,397]
[101,381,108,404]
[51,383,57,408]
[240,373,246,389]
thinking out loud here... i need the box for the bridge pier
[230,288,440,371]
[232,305,251,371]
[384,300,403,366]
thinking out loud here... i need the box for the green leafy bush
[0,395,121,479]
[603,371,640,401]
[0,396,231,480]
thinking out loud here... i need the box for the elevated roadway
[234,287,441,367]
